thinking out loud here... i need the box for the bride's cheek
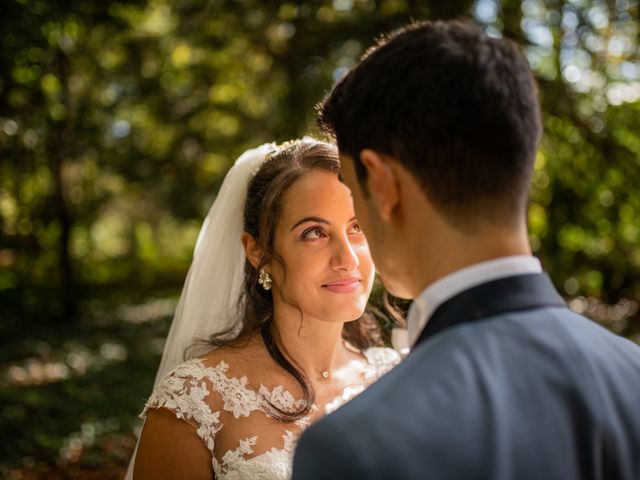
[359,255,375,284]
[357,242,374,264]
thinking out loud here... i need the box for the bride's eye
[301,227,327,241]
[349,222,363,234]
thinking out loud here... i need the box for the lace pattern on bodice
[141,347,400,479]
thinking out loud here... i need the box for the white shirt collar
[392,256,542,354]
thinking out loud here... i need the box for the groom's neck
[379,163,533,299]
[399,211,532,299]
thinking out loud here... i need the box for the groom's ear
[241,232,263,270]
[359,149,400,222]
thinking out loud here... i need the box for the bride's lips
[322,278,360,294]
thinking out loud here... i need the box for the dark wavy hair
[189,138,384,422]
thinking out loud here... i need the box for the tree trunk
[51,49,77,320]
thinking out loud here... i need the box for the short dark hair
[318,20,542,226]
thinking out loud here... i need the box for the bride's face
[270,169,374,323]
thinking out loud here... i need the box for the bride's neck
[269,303,347,382]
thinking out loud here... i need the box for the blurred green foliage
[1,0,639,477]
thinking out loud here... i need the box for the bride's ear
[241,232,263,270]
[359,149,400,222]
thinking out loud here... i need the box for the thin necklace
[319,340,361,380]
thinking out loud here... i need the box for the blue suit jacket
[292,273,640,479]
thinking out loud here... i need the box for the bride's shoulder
[143,341,264,418]
[363,346,402,375]
[198,336,264,375]
[152,337,262,389]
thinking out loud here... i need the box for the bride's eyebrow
[289,216,358,232]
[290,216,329,231]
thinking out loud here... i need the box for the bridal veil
[125,143,274,479]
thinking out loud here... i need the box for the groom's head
[319,20,542,298]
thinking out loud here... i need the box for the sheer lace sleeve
[363,347,402,381]
[141,359,223,453]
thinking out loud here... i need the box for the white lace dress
[141,347,400,479]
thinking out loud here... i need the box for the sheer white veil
[125,142,274,479]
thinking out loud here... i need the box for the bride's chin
[316,305,366,323]
[341,304,368,321]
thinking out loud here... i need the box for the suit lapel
[413,273,568,348]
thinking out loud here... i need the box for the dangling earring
[258,269,272,291]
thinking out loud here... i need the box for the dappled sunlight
[1,296,176,387]
[59,418,123,464]
[2,0,639,477]
[116,297,176,324]
[3,342,128,387]
[569,296,639,337]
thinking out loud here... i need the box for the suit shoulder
[293,408,370,479]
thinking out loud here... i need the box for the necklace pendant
[322,371,329,379]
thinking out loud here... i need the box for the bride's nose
[330,234,359,271]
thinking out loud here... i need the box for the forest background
[1,0,639,478]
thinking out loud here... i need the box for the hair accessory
[250,140,297,175]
